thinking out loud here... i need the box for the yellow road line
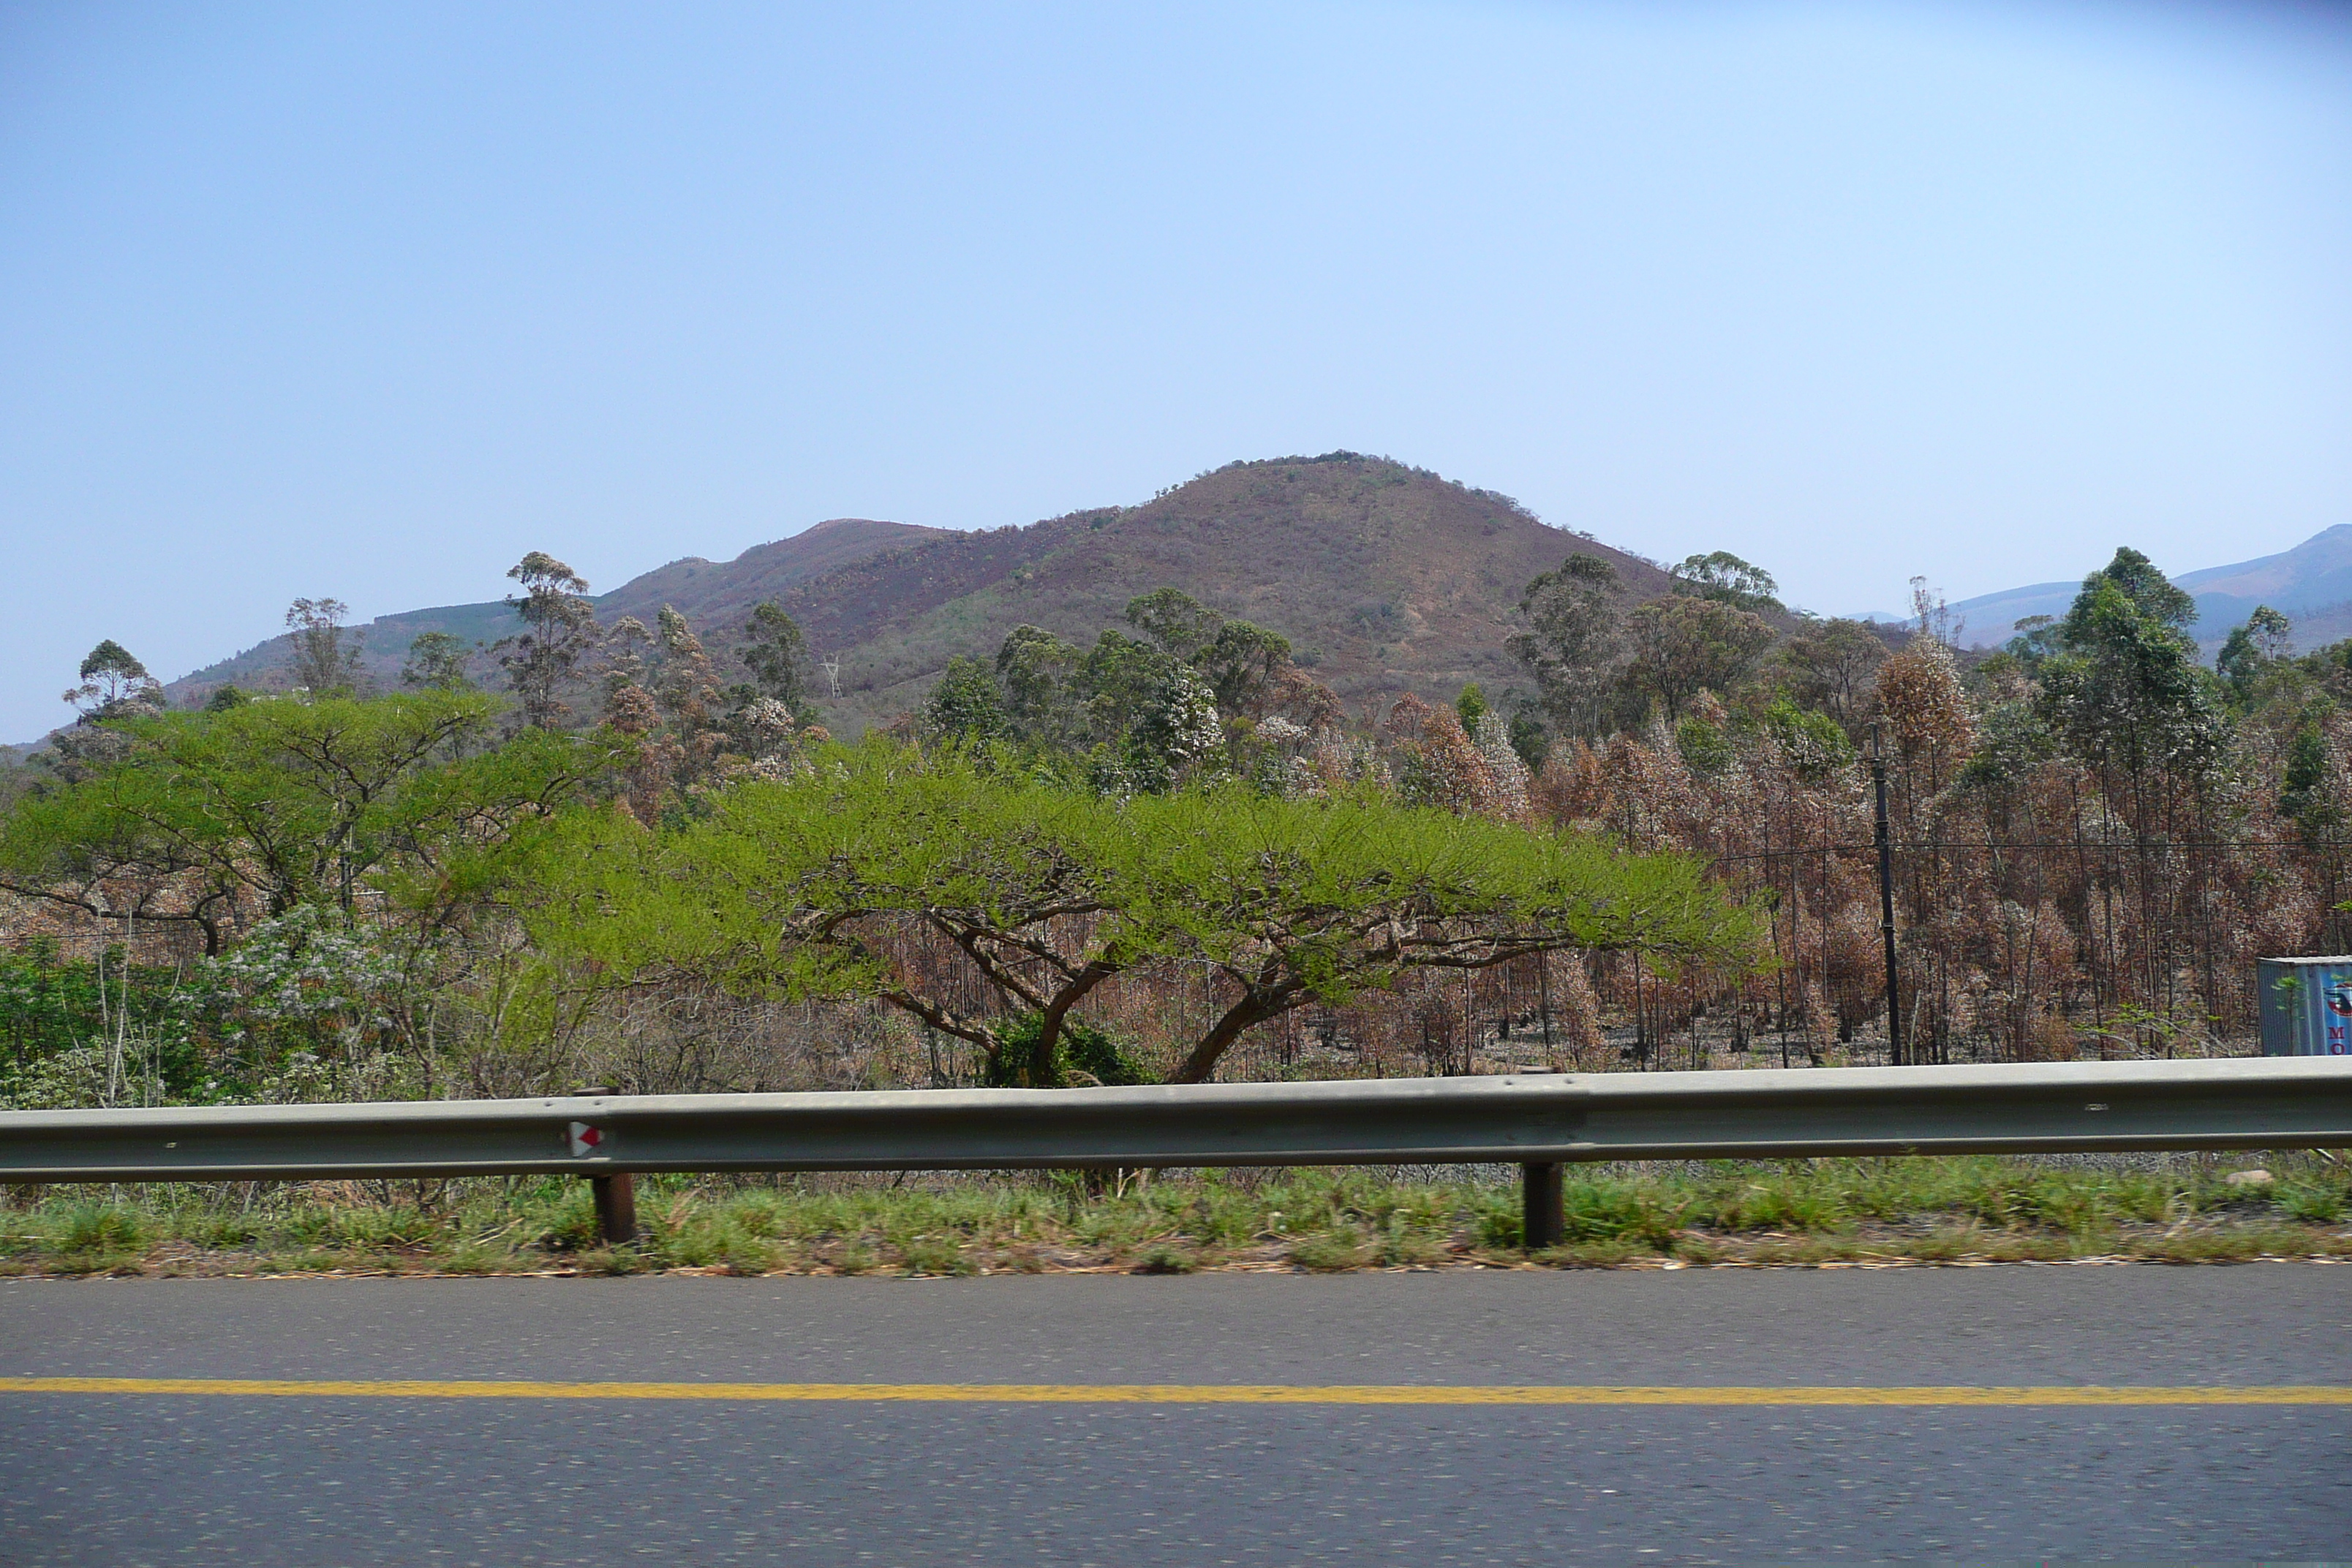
[0,1378,2345,1406]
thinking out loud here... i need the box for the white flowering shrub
[193,906,433,1101]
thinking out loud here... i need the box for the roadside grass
[0,1155,2345,1278]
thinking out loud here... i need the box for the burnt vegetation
[1,457,2342,1115]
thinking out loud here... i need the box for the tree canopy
[1670,551,1783,615]
[524,742,1763,1086]
[0,690,617,951]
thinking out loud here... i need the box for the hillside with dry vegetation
[4,448,2345,1122]
[157,455,1676,731]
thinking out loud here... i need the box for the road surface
[1,1264,2345,1564]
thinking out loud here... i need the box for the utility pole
[1870,728,1904,1065]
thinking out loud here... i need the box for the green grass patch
[0,1155,2342,1276]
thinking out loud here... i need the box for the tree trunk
[1169,983,1301,1085]
[1027,962,1119,1086]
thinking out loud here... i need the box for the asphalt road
[1,1264,2346,1565]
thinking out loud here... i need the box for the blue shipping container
[2258,957,2352,1055]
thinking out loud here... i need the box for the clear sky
[3,0,2348,739]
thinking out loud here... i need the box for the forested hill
[163,456,1673,731]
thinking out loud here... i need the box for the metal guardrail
[4,1057,2347,1248]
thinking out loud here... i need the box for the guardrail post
[1522,1161,1563,1251]
[592,1173,637,1246]
[578,1087,637,1245]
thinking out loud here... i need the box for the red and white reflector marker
[568,1122,604,1158]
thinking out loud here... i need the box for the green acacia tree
[526,742,1763,1086]
[0,691,617,953]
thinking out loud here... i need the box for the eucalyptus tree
[1778,617,1886,735]
[1507,552,1626,739]
[53,641,165,779]
[286,598,365,695]
[399,630,476,693]
[499,552,598,728]
[1623,595,1775,722]
[2037,562,2227,824]
[737,600,810,716]
[64,640,161,719]
[2215,606,2293,712]
[1670,551,1784,615]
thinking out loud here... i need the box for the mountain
[1857,524,2352,654]
[159,455,1672,731]
[2176,524,2352,638]
[732,456,1673,732]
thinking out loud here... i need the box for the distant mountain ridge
[159,456,1673,733]
[1855,523,2352,653]
[168,517,950,699]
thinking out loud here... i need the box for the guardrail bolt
[1522,1161,1564,1252]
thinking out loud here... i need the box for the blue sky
[3,0,2348,739]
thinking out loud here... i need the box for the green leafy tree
[1506,709,1549,772]
[0,692,614,952]
[1120,589,1290,717]
[1778,617,1885,733]
[1670,551,1783,614]
[1622,596,1776,721]
[2038,575,2226,814]
[2216,606,2293,710]
[64,640,160,719]
[399,630,475,692]
[55,641,165,779]
[1120,658,1223,792]
[1762,698,1856,784]
[738,600,810,716]
[1673,712,1733,779]
[286,598,365,696]
[2280,717,2340,834]
[1125,587,1225,662]
[994,625,1088,748]
[2002,614,2065,676]
[924,656,1005,742]
[1077,632,1168,741]
[1194,619,1291,714]
[1953,701,2055,796]
[1075,632,1218,788]
[527,743,1760,1087]
[2062,546,2196,638]
[1455,684,1492,733]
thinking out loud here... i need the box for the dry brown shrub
[2020,1007,2080,1063]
